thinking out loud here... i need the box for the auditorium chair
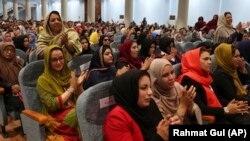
[67,54,93,76]
[76,80,115,141]
[18,60,47,141]
[173,63,216,124]
[0,87,8,138]
[16,48,28,64]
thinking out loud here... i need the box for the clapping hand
[60,32,69,47]
[180,85,196,109]
[77,71,88,86]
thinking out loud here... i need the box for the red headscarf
[118,39,142,69]
[177,48,222,108]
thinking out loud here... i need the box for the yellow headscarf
[89,31,99,45]
[214,43,247,96]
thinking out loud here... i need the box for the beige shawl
[213,14,234,44]
[148,58,202,124]
[36,11,82,62]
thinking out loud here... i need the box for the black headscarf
[89,45,113,70]
[237,40,250,64]
[80,35,94,55]
[99,35,109,46]
[13,35,29,52]
[140,38,156,61]
[159,36,174,54]
[110,70,163,141]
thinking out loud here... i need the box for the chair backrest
[210,54,217,73]
[18,60,44,112]
[16,49,27,62]
[114,34,123,43]
[90,44,100,52]
[173,63,182,78]
[193,40,202,48]
[113,50,120,63]
[67,54,93,76]
[28,50,37,63]
[76,80,115,141]
[182,42,195,53]
[0,87,8,125]
[175,43,184,54]
[110,42,120,52]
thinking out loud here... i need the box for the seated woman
[80,35,94,55]
[213,43,250,104]
[36,45,87,141]
[117,39,153,70]
[139,38,157,61]
[148,58,202,124]
[99,35,110,47]
[36,11,82,61]
[13,34,30,55]
[237,40,250,64]
[177,47,250,124]
[159,36,181,65]
[104,70,182,141]
[84,45,116,90]
[0,42,25,137]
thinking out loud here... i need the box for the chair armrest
[22,109,48,125]
[0,87,4,94]
[202,115,216,124]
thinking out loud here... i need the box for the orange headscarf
[177,48,222,108]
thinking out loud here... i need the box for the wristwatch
[224,107,229,114]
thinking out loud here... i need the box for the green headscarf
[37,44,71,95]
[214,43,247,96]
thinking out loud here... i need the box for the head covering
[98,35,108,46]
[84,45,115,90]
[0,42,24,84]
[43,11,65,35]
[217,14,233,28]
[80,36,92,55]
[118,39,142,69]
[28,33,36,49]
[89,45,113,70]
[89,31,99,45]
[111,70,162,141]
[13,35,29,52]
[36,11,82,61]
[213,14,234,44]
[237,40,250,64]
[148,58,182,115]
[140,38,156,60]
[214,43,247,96]
[159,36,173,54]
[37,45,71,95]
[158,36,182,64]
[177,48,222,108]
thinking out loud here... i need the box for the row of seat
[18,52,219,140]
[18,59,115,141]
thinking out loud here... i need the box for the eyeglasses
[51,56,64,63]
[4,48,15,53]
[104,38,110,41]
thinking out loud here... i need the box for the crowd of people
[1,10,250,141]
